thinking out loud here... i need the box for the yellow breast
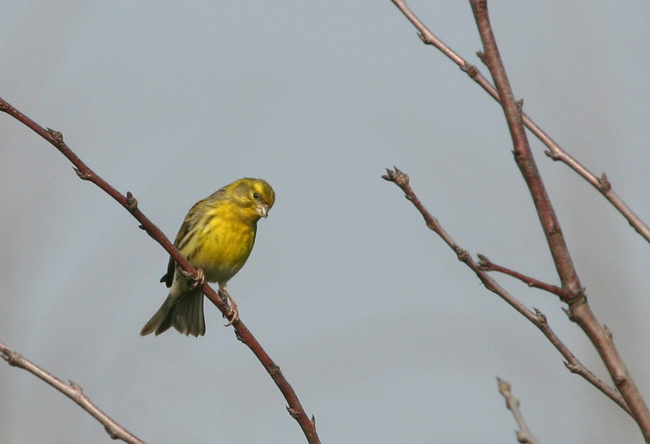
[184,212,257,285]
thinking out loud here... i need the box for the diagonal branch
[389,0,650,243]
[0,97,320,444]
[1,340,145,444]
[477,254,568,299]
[382,168,630,415]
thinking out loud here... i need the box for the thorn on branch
[73,167,92,180]
[604,325,613,340]
[476,50,486,63]
[5,349,22,366]
[269,362,281,378]
[138,223,156,239]
[462,61,479,79]
[476,253,491,270]
[562,306,576,322]
[544,149,560,160]
[598,173,611,191]
[533,308,547,325]
[456,248,470,262]
[564,361,580,373]
[47,128,64,144]
[105,425,119,439]
[126,191,138,210]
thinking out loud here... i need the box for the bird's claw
[180,268,205,288]
[219,288,240,326]
[225,306,239,326]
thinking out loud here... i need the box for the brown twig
[470,1,580,301]
[497,378,541,444]
[0,340,145,444]
[0,96,320,444]
[477,254,568,299]
[469,1,650,439]
[389,0,650,244]
[382,168,631,415]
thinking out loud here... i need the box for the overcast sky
[2,1,650,443]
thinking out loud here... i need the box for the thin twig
[477,254,568,299]
[0,97,320,444]
[0,340,145,444]
[382,168,631,415]
[497,378,541,444]
[469,1,650,439]
[389,0,650,243]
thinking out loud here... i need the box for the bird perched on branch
[141,178,275,337]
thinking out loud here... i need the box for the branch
[0,340,145,444]
[382,168,630,415]
[0,97,320,444]
[389,0,650,243]
[497,378,541,444]
[470,0,579,299]
[468,1,650,439]
[477,254,568,299]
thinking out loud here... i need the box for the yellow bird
[141,178,275,337]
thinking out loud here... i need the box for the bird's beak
[256,204,270,218]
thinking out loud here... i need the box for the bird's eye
[253,192,260,199]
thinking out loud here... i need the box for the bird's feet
[219,288,239,326]
[180,267,205,289]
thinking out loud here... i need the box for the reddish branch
[477,254,568,299]
[388,5,650,430]
[389,0,650,243]
[470,2,581,301]
[382,168,630,415]
[469,1,650,440]
[0,97,320,444]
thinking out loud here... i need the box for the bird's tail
[140,288,206,337]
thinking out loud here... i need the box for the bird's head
[229,178,275,222]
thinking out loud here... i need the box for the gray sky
[2,1,650,443]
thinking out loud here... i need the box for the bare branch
[0,340,145,444]
[477,254,568,299]
[388,0,650,243]
[0,97,321,444]
[382,168,630,414]
[468,1,650,438]
[470,0,580,300]
[497,378,541,444]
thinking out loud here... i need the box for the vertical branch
[497,378,540,444]
[390,0,650,243]
[468,1,650,440]
[469,0,581,301]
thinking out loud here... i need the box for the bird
[140,178,275,337]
